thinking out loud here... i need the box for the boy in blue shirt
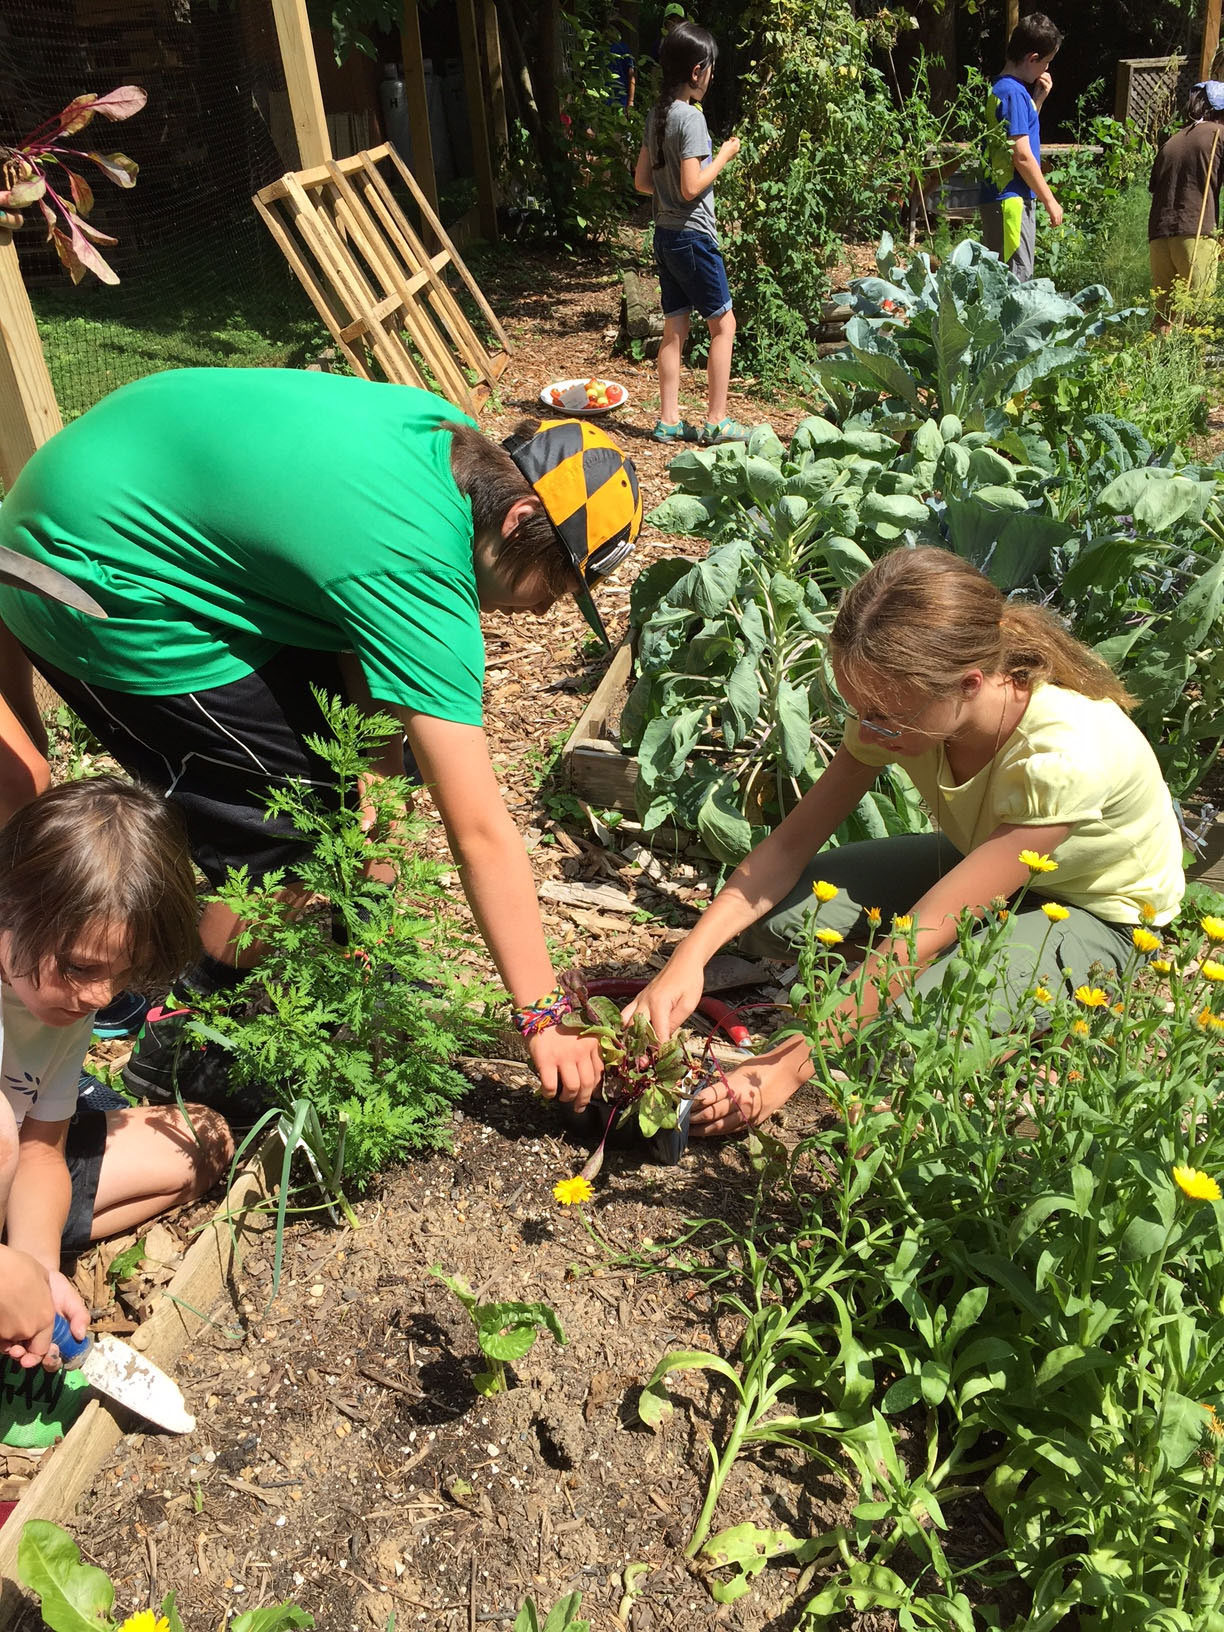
[981,12,1064,281]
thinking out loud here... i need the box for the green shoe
[652,418,699,443]
[701,418,751,445]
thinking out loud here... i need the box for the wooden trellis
[253,144,510,416]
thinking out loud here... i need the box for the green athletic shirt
[0,368,486,724]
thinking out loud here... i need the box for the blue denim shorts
[653,226,732,320]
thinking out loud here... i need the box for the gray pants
[757,833,1133,1033]
[980,195,1037,282]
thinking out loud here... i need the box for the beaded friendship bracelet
[511,988,574,1039]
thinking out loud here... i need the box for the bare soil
[4,242,868,1631]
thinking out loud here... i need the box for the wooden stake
[399,1,439,221]
[269,0,331,169]
[457,0,499,241]
[0,232,62,494]
[482,0,509,148]
[1203,0,1223,80]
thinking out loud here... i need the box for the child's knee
[180,1106,234,1193]
[709,307,736,338]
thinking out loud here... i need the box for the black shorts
[63,1107,108,1258]
[29,648,382,886]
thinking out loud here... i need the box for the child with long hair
[628,547,1184,1133]
[0,778,233,1369]
[634,21,746,446]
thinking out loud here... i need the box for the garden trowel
[0,545,106,617]
[51,1315,195,1433]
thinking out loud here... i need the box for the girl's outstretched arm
[634,144,654,194]
[628,746,878,1041]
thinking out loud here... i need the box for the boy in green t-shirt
[0,369,642,1120]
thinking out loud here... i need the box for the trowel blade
[80,1334,196,1434]
[0,546,107,618]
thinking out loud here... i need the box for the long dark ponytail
[651,22,718,170]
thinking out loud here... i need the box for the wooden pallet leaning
[253,144,510,417]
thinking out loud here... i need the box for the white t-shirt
[0,983,93,1129]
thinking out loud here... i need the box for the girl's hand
[528,1028,603,1111]
[0,1248,57,1370]
[718,136,740,161]
[622,948,705,1043]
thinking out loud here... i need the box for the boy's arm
[8,1118,89,1341]
[1011,135,1062,224]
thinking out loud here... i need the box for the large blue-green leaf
[646,492,716,534]
[774,680,812,776]
[697,773,754,863]
[722,655,762,746]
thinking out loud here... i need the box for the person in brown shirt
[1148,82,1224,331]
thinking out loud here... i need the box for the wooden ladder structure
[254,144,510,416]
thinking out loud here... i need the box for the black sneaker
[122,1004,264,1120]
[92,989,150,1039]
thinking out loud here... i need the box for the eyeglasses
[842,703,941,742]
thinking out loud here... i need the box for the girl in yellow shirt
[625,546,1185,1135]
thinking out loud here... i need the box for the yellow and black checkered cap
[506,417,642,645]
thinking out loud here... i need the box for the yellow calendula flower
[1202,916,1224,943]
[1173,1165,1222,1202]
[1018,849,1058,873]
[1198,1006,1224,1033]
[811,879,839,903]
[1203,961,1224,983]
[1151,958,1173,976]
[815,927,843,946]
[892,914,913,932]
[1033,985,1052,1004]
[553,1176,593,1205]
[1071,1018,1090,1037]
[1139,902,1158,923]
[1074,986,1108,1009]
[1203,1404,1224,1439]
[1042,902,1069,923]
[1132,927,1162,954]
[118,1616,171,1632]
[865,906,882,926]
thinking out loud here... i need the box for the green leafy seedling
[698,1523,805,1605]
[430,1267,566,1394]
[106,1236,147,1283]
[513,1594,589,1632]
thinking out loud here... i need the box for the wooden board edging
[0,1149,278,1622]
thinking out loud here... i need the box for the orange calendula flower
[1173,1165,1222,1202]
[553,1176,594,1205]
[1071,1018,1091,1037]
[892,914,913,932]
[1018,849,1058,873]
[1202,916,1224,943]
[1042,902,1069,923]
[1067,1068,1083,1081]
[1198,1006,1224,1032]
[1132,927,1161,954]
[865,906,882,926]
[1074,986,1108,1009]
[1203,1404,1224,1439]
[1139,901,1158,923]
[811,879,839,903]
[1203,961,1224,983]
[814,927,843,946]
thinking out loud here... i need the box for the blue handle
[52,1314,90,1365]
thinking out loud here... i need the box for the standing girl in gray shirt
[634,22,746,446]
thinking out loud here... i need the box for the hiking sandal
[651,418,700,443]
[701,417,751,445]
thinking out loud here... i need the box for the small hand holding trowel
[51,1315,195,1434]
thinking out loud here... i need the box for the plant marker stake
[51,1315,195,1433]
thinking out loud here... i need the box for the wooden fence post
[400,1,439,221]
[1203,0,1223,80]
[457,0,498,241]
[0,231,62,494]
[269,0,332,169]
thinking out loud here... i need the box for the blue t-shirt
[984,73,1040,202]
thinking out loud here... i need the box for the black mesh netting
[0,0,319,420]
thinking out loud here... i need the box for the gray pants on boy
[981,195,1037,282]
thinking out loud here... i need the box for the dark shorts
[63,1107,107,1258]
[653,226,733,320]
[29,648,418,888]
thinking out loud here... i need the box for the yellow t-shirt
[843,682,1185,925]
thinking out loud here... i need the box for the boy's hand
[0,1248,56,1370]
[1032,71,1053,106]
[47,1269,89,1344]
[1044,196,1064,227]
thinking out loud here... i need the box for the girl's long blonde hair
[830,546,1135,712]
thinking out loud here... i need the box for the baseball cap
[504,418,642,646]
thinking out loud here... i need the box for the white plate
[539,377,629,415]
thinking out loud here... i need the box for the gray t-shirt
[645,100,719,243]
